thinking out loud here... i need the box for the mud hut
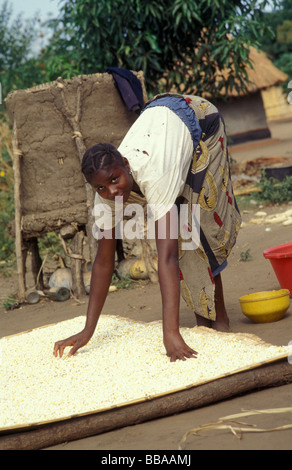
[5,71,148,299]
[213,46,289,144]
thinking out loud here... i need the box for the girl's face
[89,158,133,202]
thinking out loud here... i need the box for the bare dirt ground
[1,120,292,451]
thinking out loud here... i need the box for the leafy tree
[44,0,279,97]
[0,1,47,108]
[274,52,292,88]
[258,0,292,87]
[277,19,292,45]
[259,0,292,58]
[0,2,51,260]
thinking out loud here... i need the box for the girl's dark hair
[81,143,124,180]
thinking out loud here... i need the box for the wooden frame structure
[0,355,291,450]
[5,72,148,299]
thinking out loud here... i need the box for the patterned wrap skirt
[143,93,242,321]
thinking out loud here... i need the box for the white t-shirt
[93,106,194,230]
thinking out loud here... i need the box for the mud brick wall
[5,72,147,238]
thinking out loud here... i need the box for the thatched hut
[212,46,289,144]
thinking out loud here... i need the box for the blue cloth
[212,260,227,277]
[143,95,202,149]
[106,67,144,113]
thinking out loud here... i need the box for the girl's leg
[213,273,230,331]
[195,273,230,331]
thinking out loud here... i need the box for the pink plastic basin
[263,243,292,296]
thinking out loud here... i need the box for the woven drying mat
[0,315,291,450]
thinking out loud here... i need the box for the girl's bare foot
[212,317,230,332]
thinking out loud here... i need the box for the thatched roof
[226,46,288,97]
[166,45,288,98]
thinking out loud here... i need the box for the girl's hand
[163,330,198,362]
[53,330,92,358]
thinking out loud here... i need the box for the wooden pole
[59,231,86,297]
[0,358,291,450]
[12,121,26,300]
[70,230,86,297]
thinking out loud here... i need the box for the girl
[54,93,241,362]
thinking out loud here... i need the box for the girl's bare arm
[54,230,116,357]
[155,211,197,361]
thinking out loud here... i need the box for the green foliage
[277,19,292,44]
[259,0,292,58]
[256,175,292,203]
[0,118,14,262]
[240,248,252,262]
[2,295,18,310]
[0,188,14,261]
[0,1,48,108]
[111,272,134,290]
[275,52,292,87]
[248,0,292,93]
[44,0,279,97]
[38,232,65,259]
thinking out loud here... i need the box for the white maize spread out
[0,315,290,430]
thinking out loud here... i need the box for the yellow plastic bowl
[239,289,290,323]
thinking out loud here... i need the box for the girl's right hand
[163,330,198,362]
